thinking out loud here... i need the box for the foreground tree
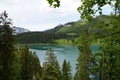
[32,52,42,80]
[77,0,120,20]
[90,15,120,80]
[62,59,72,80]
[20,45,33,80]
[42,48,61,80]
[47,0,120,80]
[0,11,15,80]
[75,28,91,80]
[78,1,120,80]
[20,45,42,80]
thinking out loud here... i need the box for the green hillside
[57,21,85,33]
[45,15,110,35]
[16,15,110,44]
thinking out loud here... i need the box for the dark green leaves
[47,0,60,8]
[77,0,112,20]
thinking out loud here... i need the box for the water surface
[29,44,100,76]
[29,44,79,75]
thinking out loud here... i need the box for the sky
[0,0,113,31]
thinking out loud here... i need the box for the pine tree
[10,48,21,80]
[19,45,42,80]
[20,45,34,80]
[75,28,91,80]
[0,11,15,80]
[32,52,42,80]
[62,59,72,80]
[42,64,60,80]
[42,48,61,80]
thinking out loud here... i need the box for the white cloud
[1,0,113,31]
[102,4,113,14]
[21,18,27,22]
[0,0,14,5]
[39,0,81,16]
[20,23,57,31]
[0,0,81,31]
[13,0,19,4]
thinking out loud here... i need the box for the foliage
[42,64,60,80]
[42,48,61,80]
[20,45,34,80]
[75,28,91,80]
[77,0,120,21]
[90,15,120,80]
[10,49,21,80]
[62,59,72,80]
[19,45,42,80]
[54,39,72,44]
[47,0,60,8]
[0,11,15,80]
[32,52,42,78]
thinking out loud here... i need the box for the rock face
[12,26,30,35]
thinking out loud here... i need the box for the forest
[0,0,120,80]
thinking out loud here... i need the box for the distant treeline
[16,32,55,43]
[15,32,78,44]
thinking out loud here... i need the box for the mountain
[0,25,30,35]
[44,24,64,33]
[16,15,110,44]
[44,22,75,33]
[45,15,110,34]
[44,15,110,38]
[12,26,30,35]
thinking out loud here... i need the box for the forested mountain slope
[16,15,110,44]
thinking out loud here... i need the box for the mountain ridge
[16,15,110,44]
[12,26,30,35]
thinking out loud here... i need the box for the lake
[29,44,100,76]
[29,44,79,76]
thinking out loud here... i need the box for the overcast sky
[0,0,113,31]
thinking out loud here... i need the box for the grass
[54,39,73,44]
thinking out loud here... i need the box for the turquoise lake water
[29,44,100,76]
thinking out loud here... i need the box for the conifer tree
[20,45,42,80]
[20,45,34,80]
[62,59,72,80]
[0,11,15,80]
[75,28,91,80]
[32,52,42,80]
[10,48,21,80]
[42,64,60,80]
[42,48,61,80]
